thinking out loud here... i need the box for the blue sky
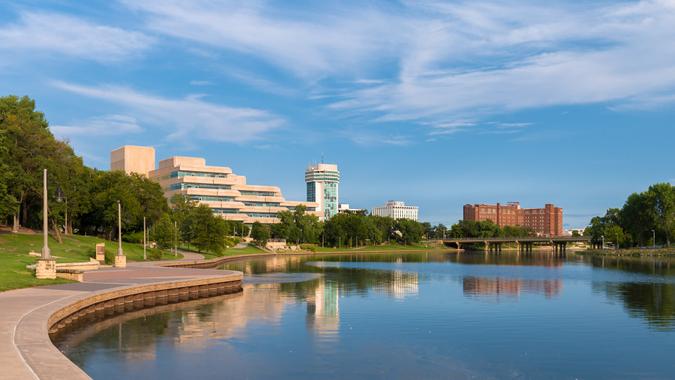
[1,0,673,227]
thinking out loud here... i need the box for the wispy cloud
[51,81,284,143]
[51,114,142,139]
[326,1,675,130]
[189,80,212,86]
[122,1,675,136]
[344,129,412,147]
[120,0,407,77]
[0,11,152,62]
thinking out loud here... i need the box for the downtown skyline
[1,0,673,227]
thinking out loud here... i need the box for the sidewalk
[0,262,241,380]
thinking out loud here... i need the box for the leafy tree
[646,183,674,246]
[191,205,228,253]
[151,213,174,250]
[251,222,270,245]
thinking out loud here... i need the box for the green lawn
[579,247,675,257]
[314,243,432,253]
[0,233,178,292]
[182,244,267,259]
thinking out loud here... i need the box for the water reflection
[55,251,675,380]
[463,277,562,299]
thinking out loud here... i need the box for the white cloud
[120,0,408,77]
[0,12,152,62]
[51,81,284,143]
[51,114,143,139]
[189,80,212,86]
[123,1,675,135]
[326,1,675,128]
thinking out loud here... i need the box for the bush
[122,231,144,244]
[300,243,317,252]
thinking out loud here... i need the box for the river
[53,251,675,379]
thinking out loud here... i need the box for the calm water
[54,251,675,379]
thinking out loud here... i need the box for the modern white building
[305,163,340,220]
[338,203,366,214]
[110,146,320,224]
[371,201,419,221]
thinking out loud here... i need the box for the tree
[0,130,18,221]
[191,205,227,253]
[251,222,270,245]
[151,214,174,249]
[646,183,674,246]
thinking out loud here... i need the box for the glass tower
[305,163,340,220]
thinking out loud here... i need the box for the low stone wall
[48,276,242,337]
[164,253,280,269]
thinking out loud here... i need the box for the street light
[117,200,123,256]
[35,168,56,279]
[143,216,147,261]
[42,169,50,259]
[601,235,605,250]
[56,185,68,235]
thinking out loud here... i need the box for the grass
[180,243,266,259]
[579,247,675,257]
[0,232,179,292]
[314,243,432,253]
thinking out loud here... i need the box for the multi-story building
[111,146,320,224]
[110,145,155,177]
[305,163,340,220]
[462,202,563,236]
[371,201,419,221]
[337,203,366,214]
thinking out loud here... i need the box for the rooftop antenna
[321,153,324,164]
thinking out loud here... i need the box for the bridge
[442,236,592,254]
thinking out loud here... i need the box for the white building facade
[305,163,340,220]
[371,201,419,221]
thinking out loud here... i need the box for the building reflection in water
[463,276,562,299]
[306,280,340,345]
[387,270,419,300]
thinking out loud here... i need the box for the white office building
[372,201,419,221]
[305,163,340,220]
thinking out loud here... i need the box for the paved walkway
[0,262,241,380]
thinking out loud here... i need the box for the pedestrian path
[0,262,241,380]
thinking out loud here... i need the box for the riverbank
[0,233,180,291]
[0,261,242,380]
[578,247,675,257]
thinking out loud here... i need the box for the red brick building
[462,202,563,236]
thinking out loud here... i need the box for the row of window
[239,190,277,197]
[167,170,229,179]
[189,195,234,202]
[243,202,281,207]
[169,183,232,191]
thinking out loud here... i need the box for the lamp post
[601,235,605,250]
[42,169,50,260]
[174,220,178,256]
[35,169,56,279]
[55,185,68,235]
[652,229,656,249]
[114,200,126,268]
[143,216,147,261]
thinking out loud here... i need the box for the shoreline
[0,264,243,380]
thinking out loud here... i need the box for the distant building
[565,228,586,236]
[110,146,320,224]
[338,203,366,214]
[110,145,155,177]
[463,202,563,236]
[372,201,419,221]
[305,163,340,220]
